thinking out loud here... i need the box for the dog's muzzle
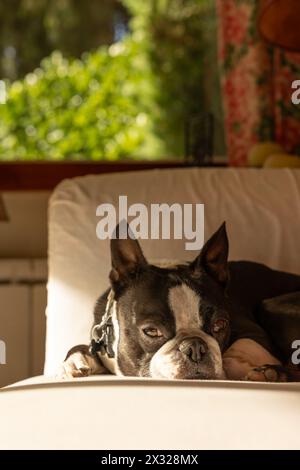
[149,329,225,380]
[178,337,207,364]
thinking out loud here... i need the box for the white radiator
[0,259,47,387]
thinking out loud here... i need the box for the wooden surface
[0,161,187,191]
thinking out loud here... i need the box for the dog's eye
[143,327,163,338]
[212,319,228,333]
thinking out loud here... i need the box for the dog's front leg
[223,339,284,382]
[244,364,288,382]
[58,345,108,379]
[244,364,300,382]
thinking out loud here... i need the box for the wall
[0,193,49,385]
[0,192,50,258]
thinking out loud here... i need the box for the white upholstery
[45,168,300,375]
[2,167,300,451]
[1,376,300,450]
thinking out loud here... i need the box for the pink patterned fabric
[216,0,300,166]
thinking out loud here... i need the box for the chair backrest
[44,168,300,375]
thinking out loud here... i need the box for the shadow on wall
[0,192,49,258]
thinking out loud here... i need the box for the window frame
[0,161,186,191]
[0,161,226,191]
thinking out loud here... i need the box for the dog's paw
[57,351,103,379]
[244,364,288,383]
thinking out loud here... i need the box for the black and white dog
[60,223,300,382]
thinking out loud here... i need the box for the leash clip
[90,291,116,358]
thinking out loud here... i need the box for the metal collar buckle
[89,290,116,359]
[90,320,115,358]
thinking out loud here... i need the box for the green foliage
[0,0,127,79]
[123,0,218,156]
[0,39,162,160]
[0,0,222,161]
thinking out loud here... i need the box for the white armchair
[1,167,300,450]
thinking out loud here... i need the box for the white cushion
[1,376,300,449]
[44,168,300,375]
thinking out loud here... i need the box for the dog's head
[108,222,231,379]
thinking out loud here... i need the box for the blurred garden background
[0,0,225,161]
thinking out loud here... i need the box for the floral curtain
[216,0,300,166]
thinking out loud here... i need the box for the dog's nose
[179,338,207,363]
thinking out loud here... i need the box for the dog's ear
[190,222,229,287]
[109,221,147,289]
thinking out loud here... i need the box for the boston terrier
[60,223,300,382]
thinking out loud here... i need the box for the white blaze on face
[168,283,202,331]
[148,283,225,379]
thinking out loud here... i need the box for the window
[0,0,225,162]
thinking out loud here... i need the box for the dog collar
[90,290,115,359]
